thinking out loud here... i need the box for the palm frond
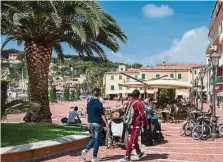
[53,43,64,62]
[1,36,15,50]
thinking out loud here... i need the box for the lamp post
[199,69,205,111]
[210,52,221,139]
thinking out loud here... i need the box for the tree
[63,86,69,101]
[132,63,143,69]
[49,86,57,102]
[159,89,176,105]
[84,66,106,94]
[1,79,9,119]
[1,1,127,122]
[75,89,81,101]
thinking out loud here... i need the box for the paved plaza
[6,101,223,162]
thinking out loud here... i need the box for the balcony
[206,44,214,55]
[209,23,222,46]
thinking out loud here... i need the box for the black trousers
[141,119,153,146]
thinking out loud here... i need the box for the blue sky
[1,1,215,65]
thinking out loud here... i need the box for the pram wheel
[105,132,111,149]
[123,130,129,149]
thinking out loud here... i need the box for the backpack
[145,106,153,119]
[124,100,138,124]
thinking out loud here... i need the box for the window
[194,69,197,74]
[127,76,130,82]
[135,75,138,79]
[156,74,160,78]
[141,74,145,79]
[170,74,174,78]
[140,87,143,90]
[178,73,182,79]
[111,75,114,80]
[119,86,122,90]
[119,75,122,80]
[111,85,114,90]
[120,68,123,71]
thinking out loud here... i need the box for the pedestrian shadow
[101,155,123,161]
[100,153,169,161]
[138,153,169,161]
[152,140,168,146]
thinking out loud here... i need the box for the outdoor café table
[160,110,170,122]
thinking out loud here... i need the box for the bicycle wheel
[192,125,202,140]
[201,124,211,140]
[218,124,223,137]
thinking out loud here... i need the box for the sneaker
[92,157,100,162]
[118,156,131,162]
[137,152,144,159]
[81,149,88,161]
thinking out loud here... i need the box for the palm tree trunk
[23,41,52,123]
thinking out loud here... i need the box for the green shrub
[75,89,81,101]
[50,85,57,102]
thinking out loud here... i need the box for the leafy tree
[132,63,143,69]
[159,89,176,105]
[1,79,9,119]
[63,87,69,101]
[84,66,106,94]
[1,1,127,123]
[49,86,57,102]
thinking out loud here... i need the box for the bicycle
[192,113,211,140]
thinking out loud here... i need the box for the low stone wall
[1,133,90,162]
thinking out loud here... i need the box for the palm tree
[1,1,127,123]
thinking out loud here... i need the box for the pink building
[104,63,204,99]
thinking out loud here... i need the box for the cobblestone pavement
[43,122,223,162]
[6,101,223,162]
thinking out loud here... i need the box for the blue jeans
[85,123,101,157]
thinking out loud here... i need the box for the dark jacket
[87,98,104,124]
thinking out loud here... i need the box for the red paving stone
[5,101,223,162]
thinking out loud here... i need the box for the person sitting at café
[68,106,81,124]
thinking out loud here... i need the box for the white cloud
[110,52,134,64]
[141,26,209,66]
[142,4,174,18]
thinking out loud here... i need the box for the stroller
[105,110,129,149]
[151,115,164,143]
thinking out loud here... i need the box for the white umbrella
[146,79,192,89]
[217,91,223,97]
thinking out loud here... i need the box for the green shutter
[156,74,160,78]
[135,75,138,79]
[111,76,114,80]
[119,75,122,80]
[194,70,197,74]
[170,74,174,78]
[111,85,114,90]
[142,74,145,79]
[178,74,182,79]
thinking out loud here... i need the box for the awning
[119,78,192,89]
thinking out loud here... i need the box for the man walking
[120,90,149,162]
[81,88,109,162]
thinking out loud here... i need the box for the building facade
[104,63,203,99]
[206,0,223,107]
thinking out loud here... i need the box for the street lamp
[195,77,199,109]
[199,69,205,111]
[210,52,221,139]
